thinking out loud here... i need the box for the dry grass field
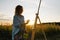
[0,23,60,40]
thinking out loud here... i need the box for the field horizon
[0,22,60,40]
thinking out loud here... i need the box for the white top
[12,15,24,40]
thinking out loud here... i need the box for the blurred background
[0,0,60,40]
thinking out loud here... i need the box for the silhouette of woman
[12,5,29,40]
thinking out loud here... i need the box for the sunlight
[27,20,34,25]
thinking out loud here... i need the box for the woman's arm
[25,20,30,24]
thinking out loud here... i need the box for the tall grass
[0,24,60,40]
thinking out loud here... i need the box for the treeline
[42,22,60,26]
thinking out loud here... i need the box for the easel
[31,0,47,40]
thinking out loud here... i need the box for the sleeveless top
[12,15,24,40]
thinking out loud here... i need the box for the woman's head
[15,5,23,15]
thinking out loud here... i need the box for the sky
[0,0,60,24]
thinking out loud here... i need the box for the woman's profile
[12,5,29,40]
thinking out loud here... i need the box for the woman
[12,5,29,40]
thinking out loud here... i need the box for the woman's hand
[26,20,30,24]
